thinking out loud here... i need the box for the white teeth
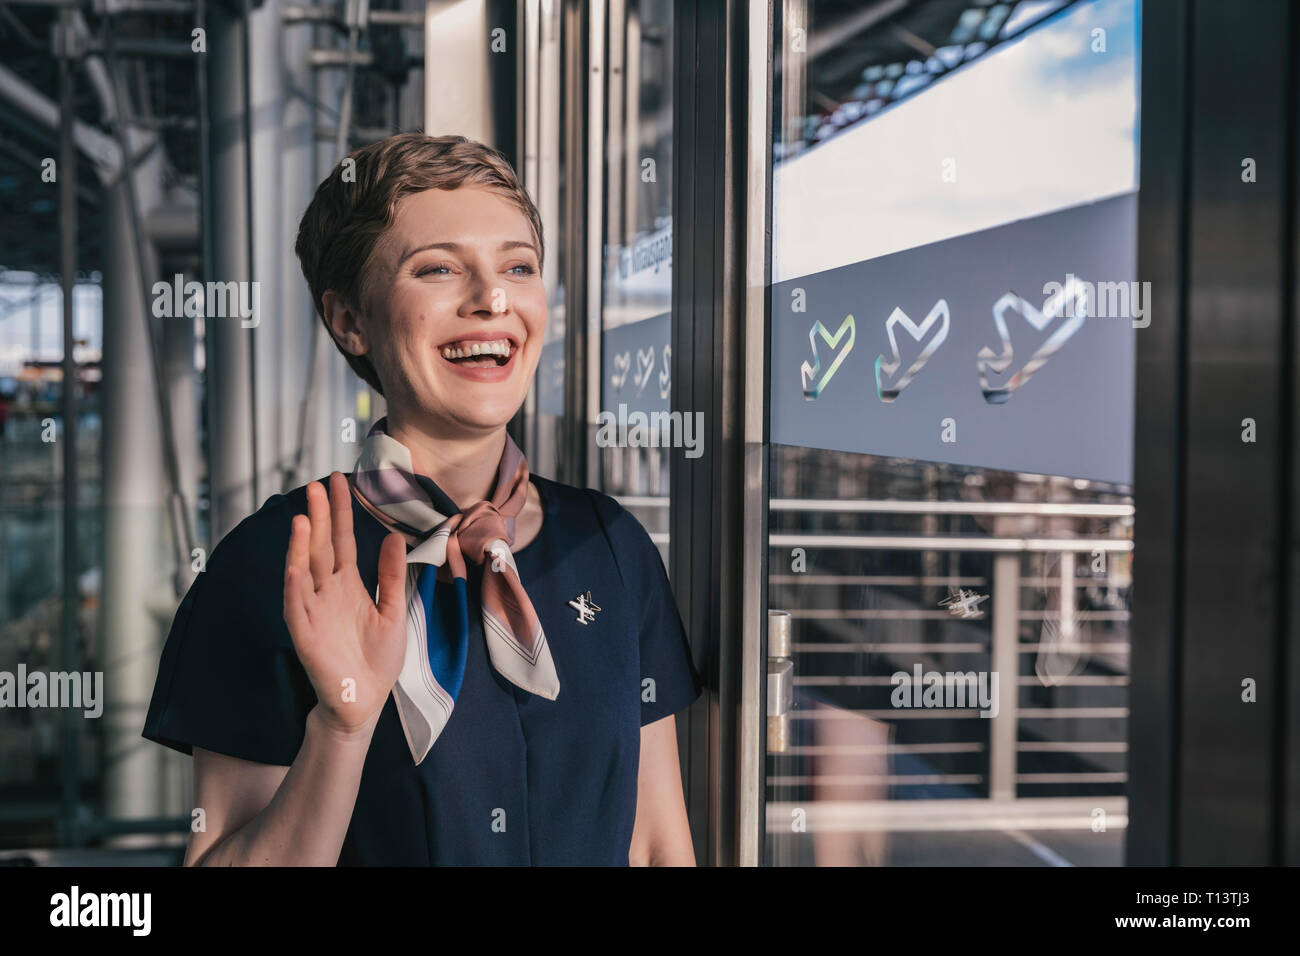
[441,339,513,361]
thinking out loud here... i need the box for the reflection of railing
[617,492,1133,814]
[770,534,1130,553]
[771,500,1133,517]
[618,496,1135,519]
[764,796,1128,834]
[765,497,1132,843]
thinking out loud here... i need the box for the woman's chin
[396,377,530,434]
[430,400,523,434]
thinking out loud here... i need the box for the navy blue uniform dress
[142,474,701,865]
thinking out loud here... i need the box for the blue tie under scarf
[349,420,561,764]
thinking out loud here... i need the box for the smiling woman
[140,133,700,866]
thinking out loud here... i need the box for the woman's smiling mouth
[437,333,520,381]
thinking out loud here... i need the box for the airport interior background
[1,0,1299,866]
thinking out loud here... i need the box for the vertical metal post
[520,0,541,465]
[336,0,361,160]
[1128,0,1188,866]
[1287,0,1300,868]
[621,7,639,254]
[560,0,589,487]
[670,0,768,866]
[207,2,255,540]
[311,17,351,479]
[240,0,260,509]
[56,7,80,845]
[605,0,625,268]
[737,0,772,868]
[99,85,169,833]
[778,0,805,152]
[280,0,315,488]
[989,552,1019,801]
[1129,0,1294,866]
[249,0,285,496]
[585,0,604,490]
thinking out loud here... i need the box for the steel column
[206,2,255,540]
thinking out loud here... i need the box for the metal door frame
[670,0,773,866]
[522,0,776,865]
[1130,0,1300,866]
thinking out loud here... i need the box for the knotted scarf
[349,418,560,764]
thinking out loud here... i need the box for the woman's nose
[461,269,506,317]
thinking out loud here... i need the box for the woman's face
[356,184,546,436]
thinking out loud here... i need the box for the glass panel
[0,273,104,844]
[526,0,568,481]
[764,0,1139,866]
[597,0,673,562]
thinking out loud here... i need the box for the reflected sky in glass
[773,0,1140,283]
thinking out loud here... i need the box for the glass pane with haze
[764,0,1138,867]
[527,0,568,482]
[598,0,673,564]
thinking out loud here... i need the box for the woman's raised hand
[282,471,408,738]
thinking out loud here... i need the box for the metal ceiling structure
[777,0,1081,157]
[0,0,431,846]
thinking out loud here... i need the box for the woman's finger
[329,471,356,571]
[375,531,408,624]
[286,512,310,580]
[286,514,315,604]
[306,479,335,586]
[283,565,311,636]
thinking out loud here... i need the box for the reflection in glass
[599,0,673,558]
[525,0,567,481]
[765,0,1139,866]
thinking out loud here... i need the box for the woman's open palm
[282,471,408,736]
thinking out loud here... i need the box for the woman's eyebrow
[398,239,539,264]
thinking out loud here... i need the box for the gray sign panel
[770,193,1138,484]
[601,311,672,415]
[538,340,565,416]
[537,311,672,418]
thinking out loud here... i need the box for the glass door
[524,0,674,560]
[597,0,675,561]
[523,0,569,481]
[761,0,1141,866]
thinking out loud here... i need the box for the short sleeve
[142,490,318,766]
[584,490,702,726]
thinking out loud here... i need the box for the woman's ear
[321,291,370,356]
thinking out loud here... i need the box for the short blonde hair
[294,132,544,395]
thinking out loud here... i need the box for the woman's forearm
[191,706,376,866]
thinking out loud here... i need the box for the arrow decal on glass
[800,315,855,400]
[873,299,950,403]
[977,276,1090,404]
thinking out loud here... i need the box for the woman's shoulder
[530,474,661,560]
[202,479,342,580]
[211,484,310,554]
[532,473,627,524]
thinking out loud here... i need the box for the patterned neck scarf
[349,418,560,764]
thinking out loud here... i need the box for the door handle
[767,610,794,753]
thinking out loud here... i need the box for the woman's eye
[416,264,453,277]
[508,263,536,276]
